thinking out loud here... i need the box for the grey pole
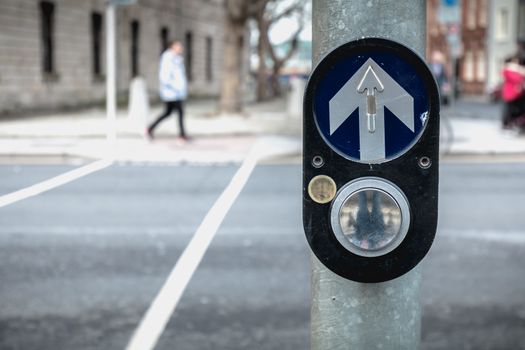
[311,1,426,349]
[106,2,117,145]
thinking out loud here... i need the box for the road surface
[0,161,524,350]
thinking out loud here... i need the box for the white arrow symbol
[328,58,414,162]
[357,65,384,134]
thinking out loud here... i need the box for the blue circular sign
[313,45,431,163]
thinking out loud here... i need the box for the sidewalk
[441,98,525,157]
[0,98,301,163]
[1,97,525,164]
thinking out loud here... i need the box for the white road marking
[0,225,300,236]
[125,141,267,350]
[439,228,525,244]
[0,226,523,243]
[0,159,112,208]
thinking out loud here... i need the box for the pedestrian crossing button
[330,177,410,257]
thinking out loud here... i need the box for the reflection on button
[330,177,410,257]
[339,188,402,252]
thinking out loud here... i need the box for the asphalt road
[0,162,524,350]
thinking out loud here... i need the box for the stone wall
[0,0,229,114]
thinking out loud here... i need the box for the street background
[1,96,525,350]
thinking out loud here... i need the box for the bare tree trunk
[256,17,270,102]
[256,1,302,99]
[270,62,283,97]
[219,19,245,113]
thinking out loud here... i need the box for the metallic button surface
[330,177,410,257]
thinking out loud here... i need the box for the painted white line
[0,225,299,236]
[0,158,113,208]
[125,142,264,350]
[439,228,525,244]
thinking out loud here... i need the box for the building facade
[428,0,525,95]
[485,0,521,92]
[460,0,488,94]
[459,0,525,94]
[426,0,450,61]
[520,0,525,44]
[0,0,229,114]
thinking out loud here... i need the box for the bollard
[288,75,306,118]
[106,2,117,144]
[128,77,150,130]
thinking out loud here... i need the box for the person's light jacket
[159,50,188,102]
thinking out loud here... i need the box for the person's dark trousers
[148,100,186,137]
[502,102,513,127]
[505,94,525,126]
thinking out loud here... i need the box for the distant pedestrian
[429,51,451,106]
[147,40,189,142]
[501,55,525,128]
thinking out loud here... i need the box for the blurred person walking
[147,40,189,141]
[501,55,525,129]
[429,51,451,106]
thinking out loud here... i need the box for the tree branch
[254,0,306,98]
[247,0,270,18]
[267,4,304,67]
[269,0,303,24]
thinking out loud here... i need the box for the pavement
[1,95,525,164]
[0,98,301,164]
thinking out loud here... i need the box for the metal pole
[106,2,117,145]
[311,1,425,349]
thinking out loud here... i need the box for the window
[478,0,487,27]
[466,0,476,29]
[131,20,140,77]
[39,1,55,75]
[495,7,510,40]
[205,36,213,81]
[463,50,474,82]
[519,3,525,39]
[91,12,103,77]
[160,26,169,53]
[476,50,486,81]
[185,31,193,82]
